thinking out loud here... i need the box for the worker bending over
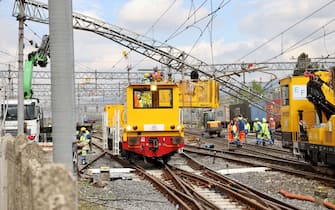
[79,127,90,164]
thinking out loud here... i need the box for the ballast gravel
[186,152,335,210]
[78,155,176,210]
[77,137,335,210]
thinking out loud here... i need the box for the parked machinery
[103,66,219,163]
[279,53,335,166]
[279,53,316,149]
[0,35,50,142]
[103,68,220,163]
[202,110,223,137]
[303,69,335,165]
[122,83,184,163]
[279,74,314,148]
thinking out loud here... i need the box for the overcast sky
[0,0,334,82]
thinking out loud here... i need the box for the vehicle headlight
[126,125,132,131]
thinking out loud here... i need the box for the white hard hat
[255,118,259,121]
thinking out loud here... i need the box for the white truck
[0,35,50,142]
[1,98,42,141]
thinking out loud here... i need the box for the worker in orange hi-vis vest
[237,116,245,144]
[227,120,234,143]
[150,67,163,82]
[134,94,140,107]
[232,120,241,147]
[269,117,276,144]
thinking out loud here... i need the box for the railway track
[183,145,335,186]
[168,153,301,210]
[143,163,247,209]
[185,129,335,177]
[82,135,301,209]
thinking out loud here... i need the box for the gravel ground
[43,135,335,210]
[185,152,335,210]
[79,153,176,210]
[78,179,176,210]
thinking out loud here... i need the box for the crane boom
[13,0,280,111]
[306,71,335,121]
[24,34,49,99]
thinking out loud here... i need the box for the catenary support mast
[48,0,76,175]
[17,0,24,134]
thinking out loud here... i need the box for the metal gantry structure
[0,69,143,97]
[11,0,335,112]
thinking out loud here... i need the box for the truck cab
[1,98,41,141]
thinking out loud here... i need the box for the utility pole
[95,70,97,97]
[95,70,98,113]
[8,64,13,97]
[17,0,25,134]
[49,0,76,175]
[48,0,78,207]
[77,82,80,123]
[243,72,246,84]
[180,52,185,124]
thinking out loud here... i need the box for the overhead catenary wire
[288,30,335,55]
[263,29,335,63]
[236,0,335,62]
[263,18,335,62]
[164,0,208,42]
[209,0,215,65]
[315,50,335,63]
[24,23,42,40]
[111,0,177,72]
[0,50,16,58]
[0,50,18,68]
[132,0,230,71]
[188,0,196,21]
[187,15,217,55]
[24,20,118,73]
[323,26,331,56]
[144,0,177,38]
[165,0,230,42]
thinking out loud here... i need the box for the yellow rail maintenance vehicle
[280,75,316,148]
[104,68,220,163]
[123,82,184,163]
[202,110,223,137]
[178,79,220,137]
[280,53,335,166]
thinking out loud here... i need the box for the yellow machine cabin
[280,75,316,147]
[178,80,219,108]
[178,79,221,138]
[126,83,181,131]
[280,64,335,165]
[122,83,184,161]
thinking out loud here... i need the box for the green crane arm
[24,35,49,99]
[24,55,34,99]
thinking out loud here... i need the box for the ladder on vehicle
[103,109,122,155]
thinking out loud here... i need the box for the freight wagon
[229,102,266,131]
